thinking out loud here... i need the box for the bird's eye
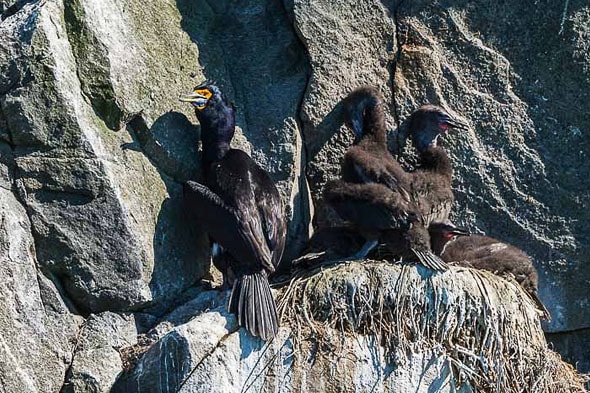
[445,232,454,239]
[439,121,449,131]
[195,88,213,99]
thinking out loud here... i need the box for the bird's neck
[349,94,387,145]
[358,132,386,147]
[202,139,230,165]
[419,146,452,178]
[361,103,387,145]
[198,104,235,166]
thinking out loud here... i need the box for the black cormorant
[180,82,286,340]
[323,87,466,271]
[429,221,550,319]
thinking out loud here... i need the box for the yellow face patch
[195,88,213,99]
[193,88,212,110]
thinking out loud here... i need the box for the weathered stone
[114,262,587,392]
[112,290,236,392]
[0,0,208,313]
[0,0,26,18]
[0,149,79,393]
[292,0,590,336]
[62,312,145,393]
[392,0,590,333]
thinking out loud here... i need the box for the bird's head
[179,82,226,115]
[179,82,236,147]
[342,86,384,144]
[408,105,468,153]
[429,221,470,255]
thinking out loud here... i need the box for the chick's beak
[443,114,469,131]
[450,226,470,236]
[179,91,209,107]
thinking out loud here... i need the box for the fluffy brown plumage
[429,221,550,320]
[406,105,468,226]
[323,87,466,271]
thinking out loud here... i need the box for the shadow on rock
[125,111,201,182]
[124,112,210,316]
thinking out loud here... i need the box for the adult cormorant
[429,221,550,319]
[323,87,466,271]
[180,82,286,340]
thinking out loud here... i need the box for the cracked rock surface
[0,0,589,391]
[0,144,80,393]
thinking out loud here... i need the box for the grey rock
[0,142,12,187]
[62,312,142,393]
[292,0,590,335]
[112,290,236,392]
[391,0,590,333]
[0,0,26,18]
[0,151,79,393]
[0,0,208,313]
[115,262,587,392]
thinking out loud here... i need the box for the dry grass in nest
[276,260,588,392]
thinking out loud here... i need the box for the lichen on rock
[0,0,589,391]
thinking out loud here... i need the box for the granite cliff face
[0,0,588,391]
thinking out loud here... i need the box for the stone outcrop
[0,0,209,314]
[0,146,79,393]
[112,262,587,392]
[0,0,589,391]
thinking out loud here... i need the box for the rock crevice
[0,0,589,391]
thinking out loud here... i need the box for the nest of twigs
[277,260,588,392]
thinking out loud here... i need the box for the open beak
[179,91,209,107]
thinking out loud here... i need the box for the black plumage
[291,225,367,267]
[181,83,286,340]
[429,221,550,319]
[323,87,466,271]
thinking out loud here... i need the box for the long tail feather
[412,248,449,271]
[529,290,551,321]
[229,271,279,340]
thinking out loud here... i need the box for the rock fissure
[7,159,83,318]
[176,330,235,392]
[0,98,15,149]
[62,0,125,131]
[390,0,408,131]
[1,103,83,319]
[59,319,88,393]
[283,1,314,260]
